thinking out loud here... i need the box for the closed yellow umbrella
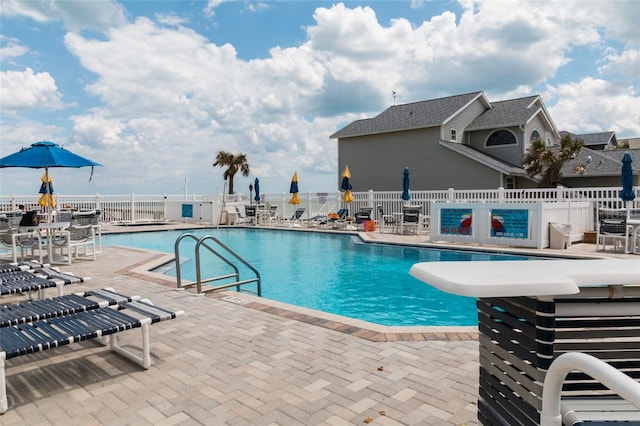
[38,172,55,208]
[341,166,353,202]
[289,171,300,204]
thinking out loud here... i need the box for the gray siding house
[330,91,637,190]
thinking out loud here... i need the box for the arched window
[486,129,517,147]
[530,129,540,141]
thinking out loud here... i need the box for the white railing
[1,186,637,225]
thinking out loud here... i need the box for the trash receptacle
[549,222,572,249]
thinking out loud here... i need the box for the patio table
[38,221,70,264]
[409,259,640,426]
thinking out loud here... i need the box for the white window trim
[450,128,457,141]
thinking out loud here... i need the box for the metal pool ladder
[174,233,261,296]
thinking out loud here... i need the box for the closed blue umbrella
[341,166,353,203]
[401,167,411,201]
[254,177,260,202]
[620,152,635,202]
[38,173,55,208]
[289,171,300,204]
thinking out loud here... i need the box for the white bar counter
[409,258,640,425]
[409,259,640,298]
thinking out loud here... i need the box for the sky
[1,0,639,197]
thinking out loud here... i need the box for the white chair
[541,352,640,426]
[376,205,397,233]
[0,212,43,263]
[51,211,97,264]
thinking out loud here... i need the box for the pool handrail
[174,233,261,296]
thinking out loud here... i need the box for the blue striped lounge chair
[0,297,184,413]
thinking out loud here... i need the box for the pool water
[103,228,539,326]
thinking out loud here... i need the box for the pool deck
[1,223,637,425]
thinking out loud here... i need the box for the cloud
[0,68,64,110]
[547,77,640,137]
[0,35,29,61]
[0,0,127,32]
[1,0,638,195]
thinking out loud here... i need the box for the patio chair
[51,211,98,264]
[282,208,305,227]
[376,205,397,233]
[355,207,373,224]
[230,206,244,224]
[0,212,43,263]
[326,208,348,229]
[596,208,634,253]
[268,205,278,224]
[244,205,257,225]
[399,205,422,235]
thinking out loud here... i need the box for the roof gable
[466,96,541,130]
[330,91,485,139]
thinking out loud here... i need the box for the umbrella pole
[45,167,54,263]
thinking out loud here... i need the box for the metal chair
[400,205,422,235]
[0,212,43,263]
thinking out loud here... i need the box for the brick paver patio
[1,244,480,425]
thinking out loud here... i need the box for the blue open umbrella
[254,177,260,202]
[620,152,635,202]
[401,167,411,201]
[0,141,101,261]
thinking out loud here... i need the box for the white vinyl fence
[1,186,637,229]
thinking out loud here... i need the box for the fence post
[163,194,168,221]
[368,189,374,208]
[282,192,286,219]
[130,193,136,223]
[556,185,564,201]
[307,192,312,219]
[448,188,455,202]
[498,187,504,202]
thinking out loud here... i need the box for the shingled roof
[466,96,543,130]
[439,140,528,176]
[560,131,617,148]
[330,92,486,139]
[561,148,640,176]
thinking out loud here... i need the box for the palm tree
[523,134,584,187]
[213,151,250,194]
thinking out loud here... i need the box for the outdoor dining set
[0,208,101,265]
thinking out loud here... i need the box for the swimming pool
[103,228,542,326]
